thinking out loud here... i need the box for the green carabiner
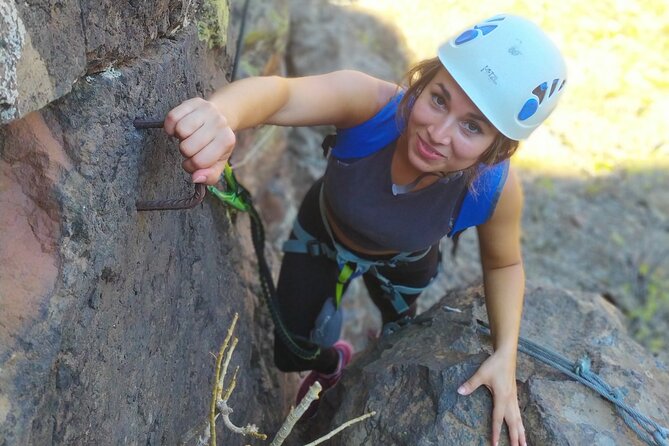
[207,163,251,212]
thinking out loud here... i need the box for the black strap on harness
[321,134,337,158]
[210,167,321,360]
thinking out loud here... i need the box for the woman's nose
[427,119,454,145]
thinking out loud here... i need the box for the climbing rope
[476,320,669,446]
[210,165,321,360]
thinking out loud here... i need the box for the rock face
[3,1,667,445]
[0,0,198,123]
[0,1,291,445]
[300,285,669,445]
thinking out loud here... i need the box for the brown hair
[397,58,519,188]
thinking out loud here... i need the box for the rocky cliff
[2,1,668,445]
[298,285,669,445]
[1,1,291,444]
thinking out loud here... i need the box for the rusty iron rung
[134,117,207,211]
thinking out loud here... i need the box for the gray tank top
[322,141,468,253]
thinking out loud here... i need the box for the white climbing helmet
[438,14,567,140]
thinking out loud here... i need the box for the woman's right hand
[163,97,236,185]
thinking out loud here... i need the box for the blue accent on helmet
[476,24,498,35]
[522,80,563,119]
[518,98,539,121]
[532,82,548,103]
[454,16,506,46]
[455,29,478,45]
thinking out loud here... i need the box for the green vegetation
[628,263,669,354]
[240,9,289,77]
[198,0,229,49]
[244,9,289,53]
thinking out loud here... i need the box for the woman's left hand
[457,350,526,446]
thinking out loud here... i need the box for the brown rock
[0,1,293,444]
[299,285,669,445]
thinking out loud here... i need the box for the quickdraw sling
[210,165,322,360]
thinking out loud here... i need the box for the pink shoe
[295,340,353,419]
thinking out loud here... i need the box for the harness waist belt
[282,185,434,314]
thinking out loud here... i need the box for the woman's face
[404,68,498,174]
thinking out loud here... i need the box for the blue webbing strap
[331,92,405,160]
[448,159,510,237]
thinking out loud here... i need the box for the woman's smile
[415,134,447,161]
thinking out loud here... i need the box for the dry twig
[183,312,376,446]
[269,382,323,446]
[208,313,267,445]
[303,411,377,446]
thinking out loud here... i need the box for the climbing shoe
[295,340,353,419]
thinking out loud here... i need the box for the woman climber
[163,14,566,446]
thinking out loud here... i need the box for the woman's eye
[462,121,482,134]
[431,94,446,108]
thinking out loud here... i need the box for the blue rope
[475,320,669,446]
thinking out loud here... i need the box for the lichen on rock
[0,0,25,122]
[197,0,230,49]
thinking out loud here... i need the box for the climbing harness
[282,186,433,317]
[283,211,431,315]
[476,319,669,446]
[283,212,432,347]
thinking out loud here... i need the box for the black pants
[274,180,440,373]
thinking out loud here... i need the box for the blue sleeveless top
[322,93,509,252]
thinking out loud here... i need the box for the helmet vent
[454,16,506,46]
[518,98,539,121]
[549,78,560,96]
[532,82,548,103]
[519,77,566,121]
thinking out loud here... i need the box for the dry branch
[207,313,267,445]
[183,312,376,446]
[269,382,322,446]
[304,411,377,446]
